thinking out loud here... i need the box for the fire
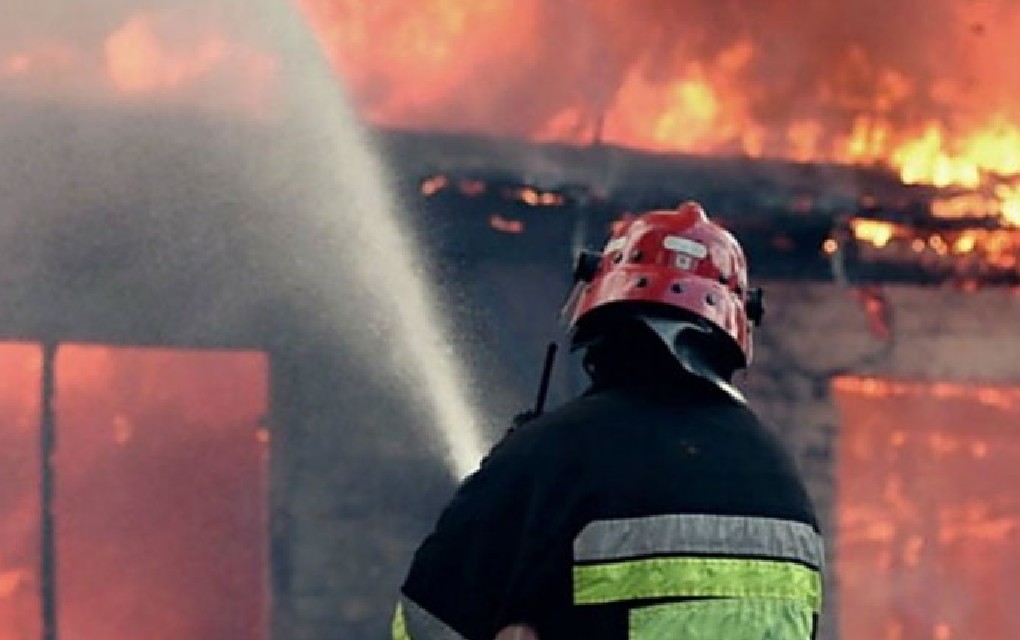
[893,119,1020,189]
[104,15,230,94]
[852,219,897,249]
[835,375,1020,640]
[0,570,28,599]
[299,0,1020,220]
[0,343,269,640]
[833,376,1020,411]
[2,10,278,115]
[419,174,567,207]
[844,216,1020,275]
[489,214,524,234]
[7,0,1020,223]
[0,344,41,640]
[102,12,278,113]
[1,43,77,80]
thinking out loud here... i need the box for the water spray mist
[258,0,486,479]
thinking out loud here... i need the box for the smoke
[0,0,487,467]
[307,0,1020,157]
[0,0,492,635]
[253,0,488,478]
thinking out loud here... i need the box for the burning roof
[311,0,1020,286]
[306,1,1020,184]
[0,0,1017,345]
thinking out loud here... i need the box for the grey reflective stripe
[575,514,824,569]
[399,595,469,640]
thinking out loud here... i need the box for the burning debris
[4,1,1020,288]
[296,0,1020,289]
[308,1,1020,203]
[378,129,1020,287]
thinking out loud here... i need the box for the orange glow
[0,343,268,640]
[851,219,898,248]
[458,179,487,197]
[420,175,450,197]
[504,186,565,207]
[294,0,1020,219]
[102,13,278,114]
[854,287,892,341]
[833,377,1020,410]
[489,213,524,234]
[845,216,1020,272]
[6,3,1020,220]
[1,11,277,115]
[298,0,537,133]
[0,42,80,98]
[104,15,229,94]
[3,55,31,76]
[0,569,29,599]
[836,376,1020,640]
[0,344,41,640]
[53,346,269,640]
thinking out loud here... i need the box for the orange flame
[2,11,278,116]
[102,12,278,114]
[6,2,1020,225]
[846,217,1020,273]
[104,15,230,94]
[299,0,1020,221]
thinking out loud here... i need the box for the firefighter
[393,202,824,640]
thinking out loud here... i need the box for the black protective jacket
[395,378,823,640]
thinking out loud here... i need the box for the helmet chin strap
[639,317,747,405]
[558,281,587,328]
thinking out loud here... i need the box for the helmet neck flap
[574,307,746,404]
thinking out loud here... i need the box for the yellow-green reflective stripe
[573,557,822,611]
[630,599,813,640]
[397,596,468,640]
[392,602,411,640]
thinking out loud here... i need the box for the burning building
[2,1,1020,639]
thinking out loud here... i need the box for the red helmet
[568,201,762,368]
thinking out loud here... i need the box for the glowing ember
[489,213,524,234]
[420,175,450,197]
[852,219,897,249]
[458,179,487,197]
[854,286,893,341]
[503,186,565,207]
[844,217,1020,276]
